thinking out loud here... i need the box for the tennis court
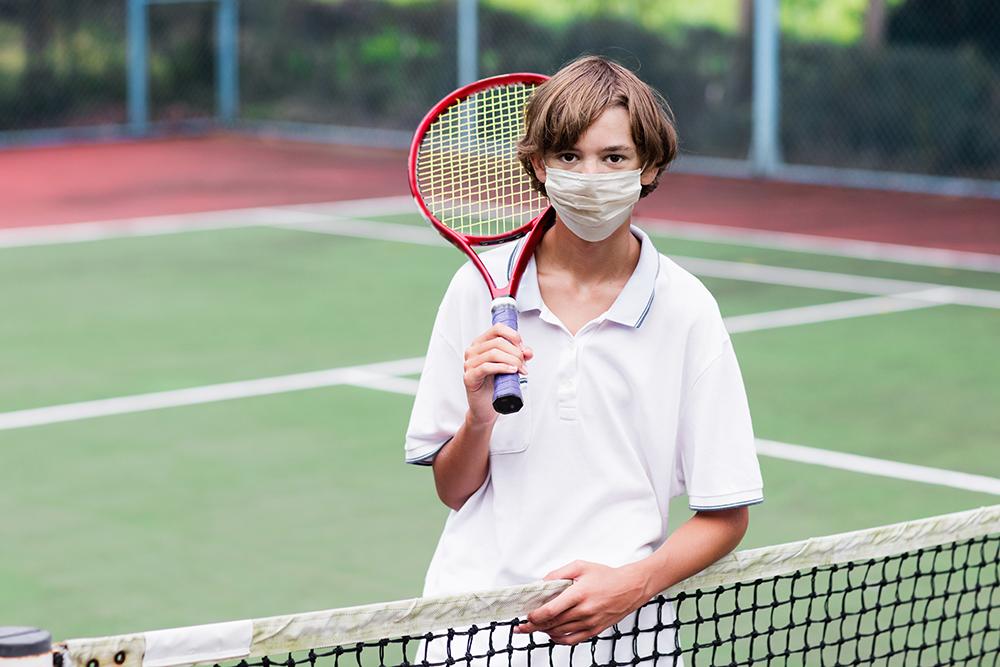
[2,138,997,645]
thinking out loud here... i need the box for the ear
[640,163,659,186]
[530,154,548,184]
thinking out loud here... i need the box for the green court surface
[1,209,997,641]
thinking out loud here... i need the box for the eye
[556,153,578,164]
[606,154,626,165]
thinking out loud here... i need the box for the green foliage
[0,0,996,178]
[781,37,1000,176]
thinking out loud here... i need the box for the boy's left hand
[515,560,651,645]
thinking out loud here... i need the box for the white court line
[635,216,1000,273]
[4,194,999,273]
[0,283,967,431]
[0,357,426,431]
[0,289,945,432]
[0,196,415,249]
[0,288,947,433]
[280,215,444,246]
[277,216,1000,310]
[672,256,1000,310]
[723,289,954,334]
[756,439,1000,496]
[4,352,993,496]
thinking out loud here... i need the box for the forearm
[630,507,749,600]
[431,411,494,510]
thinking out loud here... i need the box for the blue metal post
[126,0,149,135]
[750,0,781,176]
[457,0,478,86]
[216,0,239,124]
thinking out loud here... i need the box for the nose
[578,158,603,174]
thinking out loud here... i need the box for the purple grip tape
[491,300,523,414]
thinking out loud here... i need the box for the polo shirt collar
[507,225,661,329]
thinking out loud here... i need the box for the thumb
[544,560,588,582]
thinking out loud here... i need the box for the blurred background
[0,0,998,648]
[3,0,1000,190]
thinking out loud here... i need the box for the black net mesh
[55,532,994,667]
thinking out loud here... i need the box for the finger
[513,621,534,634]
[523,346,534,361]
[545,560,588,582]
[469,335,523,359]
[526,591,582,627]
[551,629,597,646]
[471,324,523,349]
[491,324,523,347]
[465,362,518,388]
[540,620,590,637]
[473,349,525,373]
[467,340,527,372]
[523,609,579,635]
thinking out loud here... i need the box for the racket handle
[491,297,523,414]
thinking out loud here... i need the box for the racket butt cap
[493,394,523,414]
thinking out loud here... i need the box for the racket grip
[491,297,523,414]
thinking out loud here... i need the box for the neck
[535,218,640,284]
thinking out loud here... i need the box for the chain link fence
[239,0,456,134]
[779,0,1000,181]
[0,0,997,192]
[0,1,128,133]
[475,0,752,162]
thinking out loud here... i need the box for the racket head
[408,73,549,248]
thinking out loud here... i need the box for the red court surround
[1,135,997,254]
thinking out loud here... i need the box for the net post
[750,0,781,176]
[457,0,478,86]
[0,629,52,667]
[126,0,150,136]
[216,0,240,124]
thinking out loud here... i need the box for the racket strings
[416,82,548,240]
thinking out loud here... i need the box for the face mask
[543,167,643,242]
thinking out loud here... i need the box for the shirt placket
[556,336,579,421]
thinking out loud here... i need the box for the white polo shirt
[405,226,763,597]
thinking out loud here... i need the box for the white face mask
[543,167,643,242]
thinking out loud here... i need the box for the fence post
[457,0,478,86]
[750,0,781,176]
[126,0,149,135]
[216,0,239,124]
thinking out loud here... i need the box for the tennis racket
[409,73,553,415]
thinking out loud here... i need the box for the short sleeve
[674,339,763,510]
[404,288,470,466]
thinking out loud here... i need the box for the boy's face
[530,106,659,187]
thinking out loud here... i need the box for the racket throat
[490,297,524,414]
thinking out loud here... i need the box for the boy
[405,56,763,653]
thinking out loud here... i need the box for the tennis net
[49,505,999,667]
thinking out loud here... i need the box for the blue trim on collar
[507,238,525,281]
[508,226,662,326]
[604,226,661,328]
[634,253,661,329]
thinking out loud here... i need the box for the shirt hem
[687,488,763,511]
[690,496,763,511]
[405,438,452,466]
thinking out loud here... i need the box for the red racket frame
[407,72,551,300]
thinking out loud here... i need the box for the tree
[888,0,1000,59]
[863,0,888,50]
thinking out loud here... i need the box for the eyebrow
[601,145,634,153]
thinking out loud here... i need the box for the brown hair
[517,56,678,198]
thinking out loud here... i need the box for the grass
[0,211,996,643]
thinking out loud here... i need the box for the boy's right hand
[463,324,533,425]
